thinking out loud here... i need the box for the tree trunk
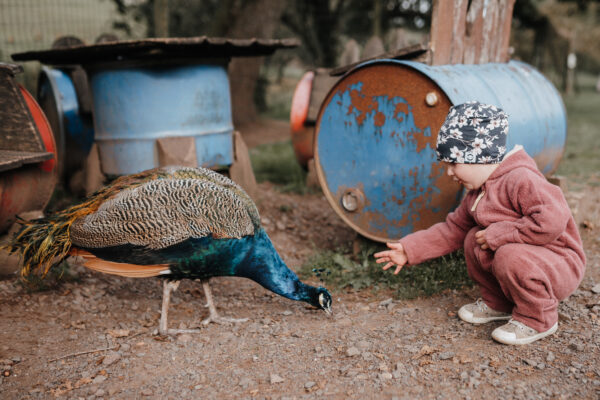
[226,0,287,126]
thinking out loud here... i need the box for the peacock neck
[235,229,316,304]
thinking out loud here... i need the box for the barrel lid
[314,61,462,242]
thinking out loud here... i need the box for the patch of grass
[300,241,472,299]
[557,72,600,186]
[249,140,310,194]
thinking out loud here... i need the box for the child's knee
[492,244,523,278]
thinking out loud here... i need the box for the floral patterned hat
[436,101,508,164]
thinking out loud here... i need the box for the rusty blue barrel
[89,63,233,175]
[314,60,566,242]
[38,67,95,179]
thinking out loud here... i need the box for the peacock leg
[158,280,201,335]
[200,279,248,325]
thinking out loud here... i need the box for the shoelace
[508,319,535,334]
[475,298,488,311]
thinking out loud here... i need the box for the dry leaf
[108,329,130,338]
[74,377,92,388]
[412,345,437,359]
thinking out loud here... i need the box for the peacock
[5,166,332,335]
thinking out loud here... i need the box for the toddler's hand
[374,242,408,275]
[475,229,489,250]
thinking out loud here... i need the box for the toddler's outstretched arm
[374,242,408,274]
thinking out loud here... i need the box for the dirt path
[1,122,599,399]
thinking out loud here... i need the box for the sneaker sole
[457,308,511,324]
[492,322,558,345]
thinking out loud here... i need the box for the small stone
[238,377,253,388]
[270,374,284,384]
[571,361,583,370]
[356,340,370,350]
[92,375,107,384]
[523,358,537,367]
[281,310,293,316]
[102,352,121,366]
[276,221,286,231]
[569,343,584,352]
[536,363,546,370]
[336,317,352,327]
[591,284,600,294]
[379,298,393,307]
[546,352,555,363]
[460,371,469,381]
[177,334,192,343]
[304,381,316,389]
[380,372,393,380]
[346,347,360,357]
[438,351,455,360]
[95,389,105,397]
[141,388,153,396]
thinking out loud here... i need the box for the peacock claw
[163,328,202,335]
[201,315,249,325]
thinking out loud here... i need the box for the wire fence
[0,0,145,62]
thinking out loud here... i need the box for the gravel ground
[1,178,599,400]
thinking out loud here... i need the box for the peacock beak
[323,305,333,316]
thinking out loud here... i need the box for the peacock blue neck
[165,229,318,305]
[232,229,317,304]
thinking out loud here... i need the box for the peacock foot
[160,327,202,335]
[201,314,249,325]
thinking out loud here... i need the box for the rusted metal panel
[496,0,516,62]
[430,0,457,65]
[12,37,300,65]
[430,0,515,65]
[0,66,44,153]
[463,0,485,64]
[314,60,566,242]
[449,0,469,64]
[0,66,57,233]
[0,150,53,173]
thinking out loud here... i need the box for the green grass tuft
[249,140,310,194]
[300,241,472,299]
[557,72,600,186]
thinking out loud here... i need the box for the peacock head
[314,287,332,315]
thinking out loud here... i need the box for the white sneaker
[458,298,511,324]
[492,319,558,345]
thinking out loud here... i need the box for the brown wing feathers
[5,166,259,280]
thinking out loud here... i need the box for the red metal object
[0,85,57,233]
[290,71,314,168]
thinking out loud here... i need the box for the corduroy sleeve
[485,170,571,250]
[399,193,476,265]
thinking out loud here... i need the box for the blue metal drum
[89,63,234,175]
[38,67,94,178]
[314,60,566,242]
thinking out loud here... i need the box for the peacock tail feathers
[4,166,260,279]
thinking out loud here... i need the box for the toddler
[374,101,585,345]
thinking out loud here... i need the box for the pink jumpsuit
[400,149,585,332]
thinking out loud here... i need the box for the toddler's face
[444,162,492,190]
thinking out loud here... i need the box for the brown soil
[1,121,599,399]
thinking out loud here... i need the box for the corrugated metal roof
[12,37,300,65]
